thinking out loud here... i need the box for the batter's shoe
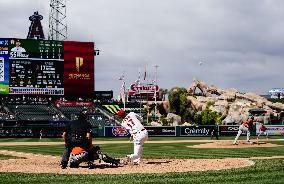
[246,141,253,144]
[233,141,238,145]
[123,155,131,165]
[133,161,140,165]
[126,155,131,162]
[119,159,126,165]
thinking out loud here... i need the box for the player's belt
[133,129,146,135]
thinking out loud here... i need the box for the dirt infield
[188,140,282,149]
[0,150,255,174]
[0,140,283,175]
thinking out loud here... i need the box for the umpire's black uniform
[60,112,94,169]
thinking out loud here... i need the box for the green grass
[0,138,63,142]
[1,141,284,159]
[0,159,283,184]
[0,154,21,160]
[0,136,283,142]
[0,138,283,183]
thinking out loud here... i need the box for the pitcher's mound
[188,140,282,149]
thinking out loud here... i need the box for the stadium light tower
[48,0,67,40]
[154,65,158,120]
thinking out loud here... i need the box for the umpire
[60,111,94,169]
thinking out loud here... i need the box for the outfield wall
[1,124,283,138]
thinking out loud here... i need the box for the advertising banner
[180,126,215,136]
[104,126,129,137]
[64,41,94,95]
[219,125,241,135]
[8,39,64,95]
[128,83,162,101]
[0,126,64,138]
[0,38,9,94]
[104,126,176,137]
[256,125,284,136]
[145,126,176,136]
[55,100,93,107]
[102,103,146,114]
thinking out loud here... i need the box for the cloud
[1,0,284,98]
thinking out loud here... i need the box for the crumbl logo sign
[184,127,210,135]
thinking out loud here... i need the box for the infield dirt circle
[0,140,283,175]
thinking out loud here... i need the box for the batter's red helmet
[117,109,125,118]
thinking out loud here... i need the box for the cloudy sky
[1,0,284,97]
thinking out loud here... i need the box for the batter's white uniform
[121,112,148,164]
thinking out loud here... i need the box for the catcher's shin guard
[99,153,120,166]
[93,146,120,166]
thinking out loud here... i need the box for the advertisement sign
[8,39,64,95]
[64,41,94,95]
[94,91,113,100]
[180,126,215,136]
[269,88,284,99]
[256,125,284,136]
[219,125,241,135]
[128,83,162,101]
[102,103,146,114]
[0,38,9,94]
[0,127,65,138]
[145,126,176,136]
[104,126,129,137]
[104,126,176,137]
[55,100,93,107]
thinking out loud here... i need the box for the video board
[0,39,9,94]
[9,39,64,95]
[64,41,94,95]
[0,38,95,95]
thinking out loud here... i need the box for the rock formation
[186,79,284,124]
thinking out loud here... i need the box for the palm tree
[160,88,168,101]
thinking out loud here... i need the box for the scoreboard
[0,38,95,95]
[9,39,64,95]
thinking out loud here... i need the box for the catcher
[69,145,121,168]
